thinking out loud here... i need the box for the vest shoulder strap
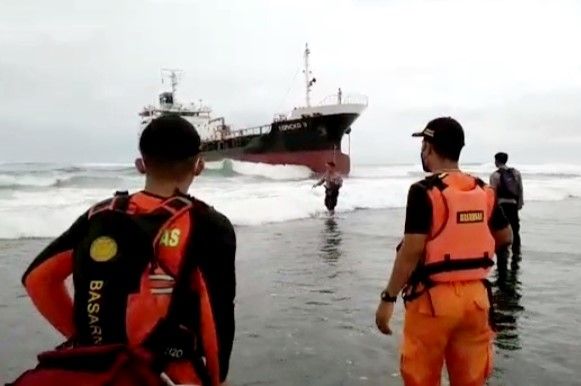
[422,173,448,191]
[150,196,196,252]
[88,191,131,218]
[144,202,213,385]
[164,200,209,320]
[89,192,194,220]
[474,177,486,188]
[426,173,487,192]
[155,195,193,214]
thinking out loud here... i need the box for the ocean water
[0,162,580,385]
[0,160,580,238]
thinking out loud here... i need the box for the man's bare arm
[384,234,426,296]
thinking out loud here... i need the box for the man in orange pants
[375,117,512,386]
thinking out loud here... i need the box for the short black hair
[139,115,201,177]
[430,141,462,162]
[495,152,508,164]
[139,114,201,161]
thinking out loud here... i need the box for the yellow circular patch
[90,236,118,262]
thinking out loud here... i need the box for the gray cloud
[1,0,580,164]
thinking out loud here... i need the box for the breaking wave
[0,161,580,238]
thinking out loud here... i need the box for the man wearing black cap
[20,115,236,385]
[490,152,523,257]
[375,117,512,385]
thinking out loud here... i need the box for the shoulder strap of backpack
[150,195,195,254]
[474,177,486,188]
[163,199,212,326]
[149,200,213,386]
[500,167,514,177]
[88,191,131,218]
[163,202,204,321]
[88,191,193,231]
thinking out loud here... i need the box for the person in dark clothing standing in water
[313,161,343,213]
[490,152,524,257]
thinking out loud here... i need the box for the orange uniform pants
[400,281,494,386]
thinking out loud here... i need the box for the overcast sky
[1,0,580,165]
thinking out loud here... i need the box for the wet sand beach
[1,199,580,385]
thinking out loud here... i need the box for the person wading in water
[313,161,344,214]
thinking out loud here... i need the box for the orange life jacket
[411,173,496,288]
[10,192,220,386]
[400,173,498,329]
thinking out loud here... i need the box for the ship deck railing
[208,124,271,142]
[140,104,212,116]
[318,94,369,106]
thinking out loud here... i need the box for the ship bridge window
[159,92,174,105]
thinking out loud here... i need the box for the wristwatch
[380,289,398,303]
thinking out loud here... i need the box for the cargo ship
[139,44,368,175]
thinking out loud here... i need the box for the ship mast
[161,68,182,96]
[303,43,316,107]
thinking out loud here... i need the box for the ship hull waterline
[202,149,350,175]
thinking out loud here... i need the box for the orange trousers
[400,281,494,386]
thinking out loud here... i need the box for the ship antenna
[303,43,316,107]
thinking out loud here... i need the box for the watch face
[381,290,396,302]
